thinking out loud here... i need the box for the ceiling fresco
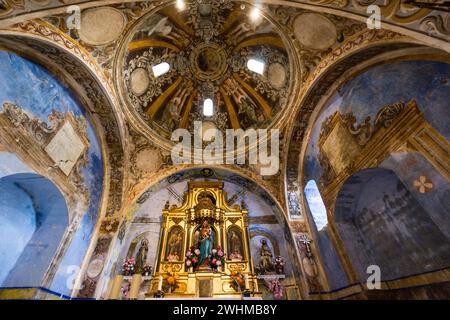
[119,1,293,139]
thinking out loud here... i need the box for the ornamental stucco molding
[1,1,448,50]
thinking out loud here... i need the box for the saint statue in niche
[166,227,183,261]
[194,219,215,267]
[135,239,148,273]
[258,239,274,273]
[228,228,243,261]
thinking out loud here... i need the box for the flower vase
[189,266,193,273]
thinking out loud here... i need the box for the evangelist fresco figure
[161,96,181,131]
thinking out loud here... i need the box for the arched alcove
[126,232,150,260]
[103,167,303,299]
[295,54,450,292]
[0,43,111,296]
[0,173,68,287]
[114,168,295,267]
[334,168,450,282]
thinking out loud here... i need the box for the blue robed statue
[195,220,214,266]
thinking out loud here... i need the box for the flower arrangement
[142,265,153,277]
[274,256,285,274]
[230,271,245,292]
[166,253,180,261]
[267,279,284,299]
[209,245,225,271]
[229,252,243,261]
[122,257,136,276]
[120,283,130,299]
[164,272,179,293]
[185,246,200,270]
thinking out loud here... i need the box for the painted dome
[117,0,296,141]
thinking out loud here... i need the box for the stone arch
[0,173,69,288]
[0,23,126,296]
[101,166,307,298]
[127,164,285,218]
[249,228,281,258]
[0,1,448,51]
[284,32,449,289]
[131,167,290,236]
[126,232,150,260]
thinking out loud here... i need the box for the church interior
[0,0,449,300]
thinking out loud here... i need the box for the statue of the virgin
[195,220,214,267]
[135,239,148,273]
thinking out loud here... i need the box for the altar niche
[149,181,260,298]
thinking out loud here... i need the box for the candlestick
[157,275,163,292]
[244,274,250,290]
[129,274,142,299]
[109,275,123,300]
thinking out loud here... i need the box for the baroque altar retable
[147,181,260,298]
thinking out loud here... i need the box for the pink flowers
[210,245,225,271]
[120,283,130,299]
[167,253,180,261]
[217,245,224,258]
[268,279,284,299]
[274,256,285,274]
[185,246,201,270]
[122,258,136,276]
[230,252,243,261]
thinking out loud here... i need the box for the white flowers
[194,249,201,255]
[216,260,222,266]
[212,249,217,254]
[186,260,192,267]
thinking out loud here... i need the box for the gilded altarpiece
[148,181,260,298]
